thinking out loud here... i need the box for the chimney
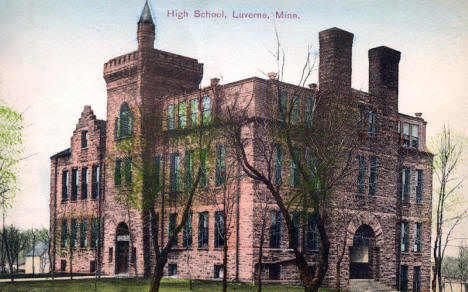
[268,72,277,80]
[210,78,220,87]
[319,27,354,93]
[415,112,422,118]
[368,46,401,113]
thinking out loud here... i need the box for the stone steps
[349,279,399,292]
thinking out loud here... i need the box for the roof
[50,148,71,159]
[139,1,154,24]
[25,241,48,257]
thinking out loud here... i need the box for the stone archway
[346,212,384,280]
[349,224,375,279]
[115,222,130,275]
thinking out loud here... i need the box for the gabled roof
[25,241,48,257]
[50,148,71,159]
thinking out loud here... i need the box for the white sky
[1,0,467,255]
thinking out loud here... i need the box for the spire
[139,1,154,24]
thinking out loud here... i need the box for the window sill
[198,247,209,250]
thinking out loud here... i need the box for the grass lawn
[0,278,348,292]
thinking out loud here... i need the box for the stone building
[49,2,432,291]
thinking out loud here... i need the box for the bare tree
[457,245,468,292]
[219,36,358,291]
[432,125,466,292]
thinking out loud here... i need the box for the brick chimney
[368,46,401,114]
[210,78,220,87]
[319,27,354,93]
[268,72,278,80]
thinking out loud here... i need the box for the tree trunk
[257,218,265,292]
[336,258,342,292]
[149,255,167,292]
[223,208,228,292]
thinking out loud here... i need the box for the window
[291,95,300,125]
[167,104,175,130]
[60,260,67,271]
[154,155,161,193]
[401,167,410,202]
[81,130,89,148]
[170,153,180,191]
[305,148,317,186]
[214,211,225,248]
[399,264,408,291]
[401,122,410,147]
[415,170,424,203]
[414,223,422,252]
[61,219,68,248]
[215,145,226,186]
[198,211,209,248]
[307,213,319,250]
[274,144,282,185]
[413,266,421,292]
[150,213,159,249]
[169,213,177,247]
[184,150,193,189]
[290,212,300,248]
[368,156,377,195]
[214,265,224,279]
[62,170,69,201]
[90,260,96,273]
[305,97,315,126]
[80,219,88,248]
[109,247,113,263]
[200,149,207,187]
[270,211,282,248]
[358,106,365,137]
[202,95,211,124]
[190,98,199,126]
[115,103,133,139]
[91,218,99,248]
[290,149,300,187]
[92,165,100,199]
[70,218,77,248]
[71,169,78,201]
[168,263,177,276]
[114,159,122,186]
[269,264,281,280]
[183,212,192,248]
[367,110,377,137]
[131,247,136,264]
[178,101,186,128]
[124,157,132,185]
[357,155,366,194]
[279,92,287,122]
[411,125,419,148]
[81,167,88,199]
[400,221,409,252]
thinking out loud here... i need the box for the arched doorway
[115,222,130,275]
[349,224,375,279]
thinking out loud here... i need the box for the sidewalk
[0,275,115,283]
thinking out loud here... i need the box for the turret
[137,1,155,50]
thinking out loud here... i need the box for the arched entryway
[349,224,377,279]
[115,222,130,275]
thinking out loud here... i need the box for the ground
[0,278,348,292]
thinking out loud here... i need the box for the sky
[0,0,467,254]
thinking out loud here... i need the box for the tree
[110,88,216,292]
[0,104,23,210]
[457,246,468,292]
[442,256,457,292]
[432,126,466,292]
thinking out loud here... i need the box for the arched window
[115,103,133,139]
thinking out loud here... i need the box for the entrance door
[116,241,129,274]
[115,222,130,275]
[350,224,375,279]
